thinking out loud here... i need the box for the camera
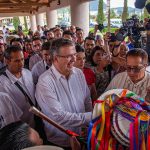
[109,33,117,42]
[98,24,104,31]
[114,15,145,48]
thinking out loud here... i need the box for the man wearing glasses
[106,48,150,101]
[35,38,92,148]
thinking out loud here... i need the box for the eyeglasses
[126,65,145,73]
[56,53,77,59]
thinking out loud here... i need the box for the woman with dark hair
[90,46,111,97]
[74,44,97,100]
[0,121,43,150]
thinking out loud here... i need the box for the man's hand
[70,136,81,150]
[112,56,126,67]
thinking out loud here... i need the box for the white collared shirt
[0,92,22,129]
[31,60,49,84]
[0,69,35,127]
[106,71,150,99]
[29,54,42,70]
[36,65,92,147]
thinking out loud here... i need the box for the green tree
[107,0,111,32]
[13,16,20,31]
[144,0,150,18]
[110,9,116,18]
[24,16,28,31]
[122,0,128,22]
[97,0,105,24]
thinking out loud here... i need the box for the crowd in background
[0,23,150,150]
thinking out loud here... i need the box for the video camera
[111,15,145,48]
[97,24,105,31]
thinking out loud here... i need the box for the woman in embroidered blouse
[90,46,111,97]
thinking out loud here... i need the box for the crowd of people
[0,23,150,150]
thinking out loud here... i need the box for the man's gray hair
[50,38,75,61]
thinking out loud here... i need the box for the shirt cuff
[84,112,92,125]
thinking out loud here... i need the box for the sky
[103,0,136,8]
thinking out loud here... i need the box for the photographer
[104,31,128,78]
[144,18,150,63]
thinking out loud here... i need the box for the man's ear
[4,58,10,65]
[53,55,58,63]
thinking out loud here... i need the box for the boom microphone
[134,0,147,9]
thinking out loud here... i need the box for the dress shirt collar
[126,71,148,86]
[43,60,50,69]
[6,69,22,84]
[50,64,76,80]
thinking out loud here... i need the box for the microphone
[135,0,147,9]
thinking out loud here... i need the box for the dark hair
[63,30,73,37]
[49,28,55,32]
[0,121,36,150]
[51,38,74,54]
[75,44,85,53]
[10,38,23,45]
[85,36,96,43]
[76,28,83,32]
[45,30,53,36]
[41,36,47,40]
[42,41,51,51]
[53,28,63,33]
[126,48,148,64]
[4,45,22,59]
[90,46,106,66]
[32,37,41,42]
[24,39,32,43]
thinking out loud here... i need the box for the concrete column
[70,0,89,36]
[29,15,37,32]
[46,8,58,28]
[36,13,44,26]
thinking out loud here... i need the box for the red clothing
[83,68,96,86]
[23,52,29,59]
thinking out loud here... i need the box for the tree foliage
[107,0,111,31]
[13,17,20,31]
[122,0,128,22]
[24,16,28,31]
[144,0,150,18]
[97,0,105,24]
[110,9,116,18]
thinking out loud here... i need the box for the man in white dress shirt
[106,48,150,101]
[31,41,51,84]
[0,43,5,72]
[29,37,42,70]
[0,92,22,129]
[36,38,92,148]
[0,45,35,127]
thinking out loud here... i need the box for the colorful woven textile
[88,89,150,150]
